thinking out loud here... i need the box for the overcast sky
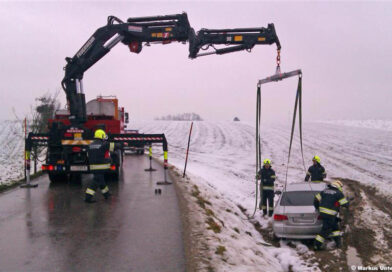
[0,1,391,123]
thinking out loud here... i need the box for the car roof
[284,182,327,192]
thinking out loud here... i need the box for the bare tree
[30,91,61,134]
[29,92,61,173]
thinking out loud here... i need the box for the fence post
[183,122,194,178]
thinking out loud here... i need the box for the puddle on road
[346,246,362,268]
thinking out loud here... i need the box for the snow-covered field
[134,120,392,271]
[1,119,391,270]
[136,120,392,202]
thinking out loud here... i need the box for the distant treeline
[155,113,203,121]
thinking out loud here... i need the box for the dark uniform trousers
[90,172,108,193]
[261,190,274,216]
[315,215,341,248]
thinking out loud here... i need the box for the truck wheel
[112,158,122,181]
[105,168,120,181]
[49,173,68,183]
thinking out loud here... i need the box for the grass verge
[0,171,44,193]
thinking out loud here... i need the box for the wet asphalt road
[0,155,185,272]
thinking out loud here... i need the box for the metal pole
[183,122,193,178]
[75,79,81,93]
[21,150,38,188]
[34,146,37,174]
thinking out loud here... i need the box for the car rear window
[280,191,320,206]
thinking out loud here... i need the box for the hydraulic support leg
[144,145,156,172]
[157,151,172,185]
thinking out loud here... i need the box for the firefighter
[305,155,326,182]
[257,159,276,217]
[313,180,349,250]
[85,129,113,203]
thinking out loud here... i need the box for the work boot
[334,237,341,248]
[268,210,273,217]
[262,209,267,217]
[313,241,323,251]
[103,192,111,200]
[84,195,96,203]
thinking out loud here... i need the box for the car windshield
[280,191,320,206]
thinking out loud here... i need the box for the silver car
[273,182,327,239]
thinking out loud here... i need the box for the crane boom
[62,13,192,124]
[188,24,280,59]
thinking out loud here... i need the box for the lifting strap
[249,84,262,219]
[284,75,306,191]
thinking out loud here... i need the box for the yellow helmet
[263,159,271,165]
[331,180,343,191]
[94,129,107,140]
[313,155,321,163]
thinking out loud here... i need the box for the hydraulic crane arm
[62,13,281,124]
[62,13,192,124]
[188,24,281,59]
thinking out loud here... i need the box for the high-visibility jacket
[305,163,326,182]
[88,139,115,170]
[258,167,276,190]
[314,185,348,217]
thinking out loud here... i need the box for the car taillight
[72,146,81,152]
[273,214,288,221]
[110,165,116,171]
[64,133,73,138]
[48,165,54,171]
[42,165,47,171]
